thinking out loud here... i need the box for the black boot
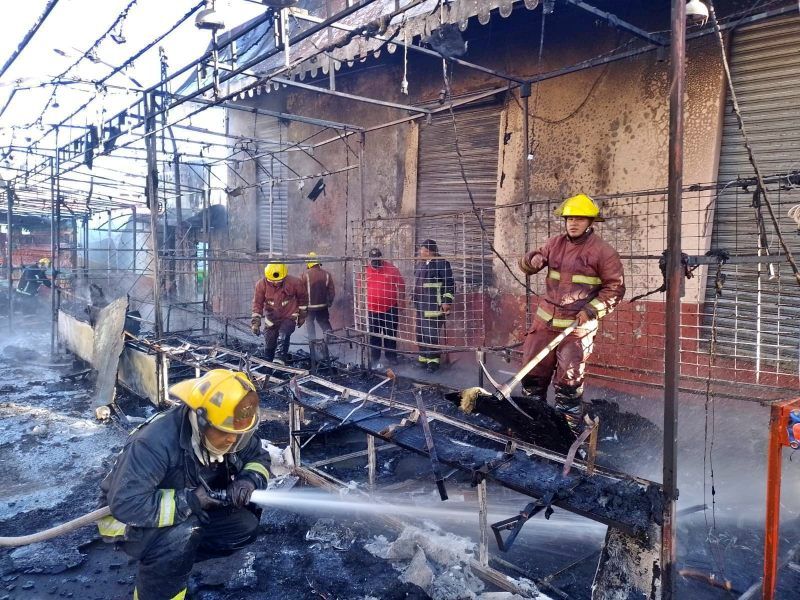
[554,383,585,435]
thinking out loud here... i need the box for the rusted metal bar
[477,478,489,567]
[301,373,653,486]
[367,434,376,493]
[4,182,12,331]
[662,0,686,596]
[564,0,665,45]
[762,399,800,600]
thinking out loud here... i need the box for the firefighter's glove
[575,309,595,327]
[251,314,262,336]
[519,253,545,276]
[226,478,257,508]
[441,303,452,316]
[188,486,224,523]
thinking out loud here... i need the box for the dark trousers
[368,307,398,362]
[416,310,444,364]
[264,318,296,361]
[306,307,332,341]
[123,507,260,600]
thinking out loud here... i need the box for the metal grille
[416,102,500,285]
[353,213,487,358]
[255,117,289,254]
[706,14,800,369]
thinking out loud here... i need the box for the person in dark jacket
[98,369,271,600]
[412,239,454,372]
[518,194,625,433]
[15,258,52,313]
[363,248,406,366]
[301,252,336,342]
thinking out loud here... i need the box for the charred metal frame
[3,2,799,597]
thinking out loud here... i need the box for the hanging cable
[0,0,61,81]
[702,249,729,580]
[708,1,800,287]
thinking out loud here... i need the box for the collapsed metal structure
[2,1,800,598]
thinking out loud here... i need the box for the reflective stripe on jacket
[98,405,271,539]
[252,275,308,323]
[301,266,335,310]
[413,258,455,318]
[524,229,625,331]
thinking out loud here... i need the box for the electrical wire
[18,0,141,132]
[708,0,800,287]
[0,0,62,81]
[20,0,204,154]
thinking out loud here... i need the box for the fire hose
[0,506,112,547]
[0,489,239,548]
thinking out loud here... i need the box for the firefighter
[517,194,625,433]
[412,239,454,372]
[300,252,335,342]
[16,258,51,296]
[97,369,271,600]
[364,248,405,366]
[251,263,308,364]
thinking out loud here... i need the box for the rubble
[305,518,356,551]
[400,547,435,589]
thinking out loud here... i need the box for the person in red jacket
[364,248,406,366]
[251,263,308,364]
[518,194,625,433]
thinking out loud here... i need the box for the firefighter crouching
[97,369,271,600]
[413,239,455,372]
[518,194,625,433]
[301,251,336,342]
[251,263,309,364]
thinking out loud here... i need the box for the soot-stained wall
[224,4,729,377]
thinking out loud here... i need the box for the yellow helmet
[169,369,259,434]
[554,194,604,222]
[38,257,51,268]
[306,252,320,269]
[264,263,288,282]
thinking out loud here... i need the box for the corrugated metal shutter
[707,15,800,369]
[416,102,500,285]
[255,118,288,254]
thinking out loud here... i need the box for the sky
[0,0,266,199]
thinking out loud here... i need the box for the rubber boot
[517,376,549,418]
[554,383,585,435]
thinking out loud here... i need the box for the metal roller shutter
[707,15,800,369]
[255,118,289,254]
[416,102,500,285]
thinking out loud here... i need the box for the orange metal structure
[763,396,800,600]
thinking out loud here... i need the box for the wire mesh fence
[20,172,798,392]
[351,212,489,363]
[349,181,800,390]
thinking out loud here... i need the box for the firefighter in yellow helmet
[300,252,336,344]
[16,257,52,313]
[98,369,271,600]
[517,194,625,434]
[251,263,308,364]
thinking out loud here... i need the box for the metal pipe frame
[271,76,431,114]
[15,1,799,199]
[662,0,686,597]
[563,0,666,45]
[4,183,13,331]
